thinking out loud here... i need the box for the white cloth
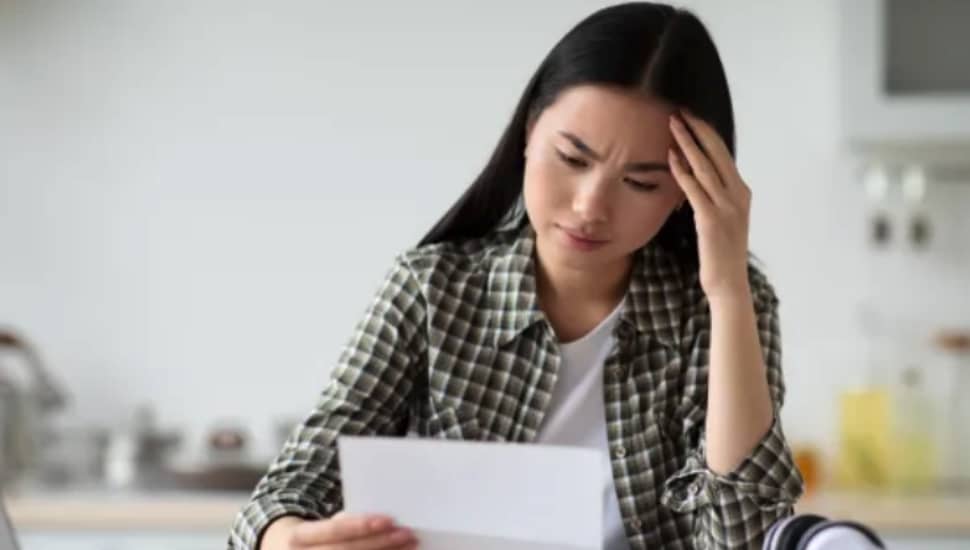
[535,299,631,550]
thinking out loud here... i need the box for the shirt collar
[485,224,545,347]
[619,241,684,348]
[485,224,683,349]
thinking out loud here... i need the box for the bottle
[836,387,891,490]
[889,366,937,492]
[793,444,822,497]
[835,303,893,490]
[935,330,970,491]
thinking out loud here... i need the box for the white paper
[338,436,603,550]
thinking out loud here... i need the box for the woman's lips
[558,225,609,251]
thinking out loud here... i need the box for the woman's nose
[571,177,611,224]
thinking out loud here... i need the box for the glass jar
[935,330,970,492]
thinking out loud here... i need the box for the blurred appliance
[0,491,23,550]
[0,329,68,485]
[102,404,182,489]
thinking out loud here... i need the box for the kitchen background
[2,0,970,548]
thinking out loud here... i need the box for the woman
[230,3,803,549]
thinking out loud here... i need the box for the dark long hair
[419,2,735,270]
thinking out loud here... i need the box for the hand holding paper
[338,436,604,550]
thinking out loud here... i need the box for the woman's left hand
[667,109,752,303]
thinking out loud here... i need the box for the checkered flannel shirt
[228,223,803,549]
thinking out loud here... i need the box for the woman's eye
[554,149,658,192]
[626,179,660,192]
[556,150,588,168]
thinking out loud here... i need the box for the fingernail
[369,517,392,529]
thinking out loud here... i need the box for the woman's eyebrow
[557,130,670,173]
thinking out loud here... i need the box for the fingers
[299,540,418,550]
[678,109,741,188]
[315,528,417,550]
[291,513,415,548]
[292,513,391,544]
[669,114,730,208]
[668,148,709,214]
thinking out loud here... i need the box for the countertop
[795,491,970,534]
[5,490,248,531]
[6,490,970,533]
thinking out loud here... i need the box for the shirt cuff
[228,492,335,549]
[661,416,804,514]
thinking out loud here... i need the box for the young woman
[230,3,804,549]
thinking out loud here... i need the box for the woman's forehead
[539,85,676,152]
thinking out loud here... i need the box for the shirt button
[629,518,643,531]
[614,446,627,458]
[608,366,622,379]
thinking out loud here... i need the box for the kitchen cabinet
[840,0,970,146]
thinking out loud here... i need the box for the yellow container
[889,432,937,491]
[888,368,938,491]
[835,382,939,492]
[835,388,891,489]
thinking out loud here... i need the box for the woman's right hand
[260,512,418,550]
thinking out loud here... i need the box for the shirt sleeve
[228,256,427,549]
[660,278,804,549]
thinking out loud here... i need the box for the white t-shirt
[535,299,631,550]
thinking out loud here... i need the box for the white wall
[2,0,968,462]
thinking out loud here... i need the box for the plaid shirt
[229,224,803,549]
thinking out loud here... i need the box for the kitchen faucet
[0,329,68,484]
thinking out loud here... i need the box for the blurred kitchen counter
[796,490,970,534]
[6,489,970,534]
[4,490,249,531]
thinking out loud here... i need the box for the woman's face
[523,84,684,274]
